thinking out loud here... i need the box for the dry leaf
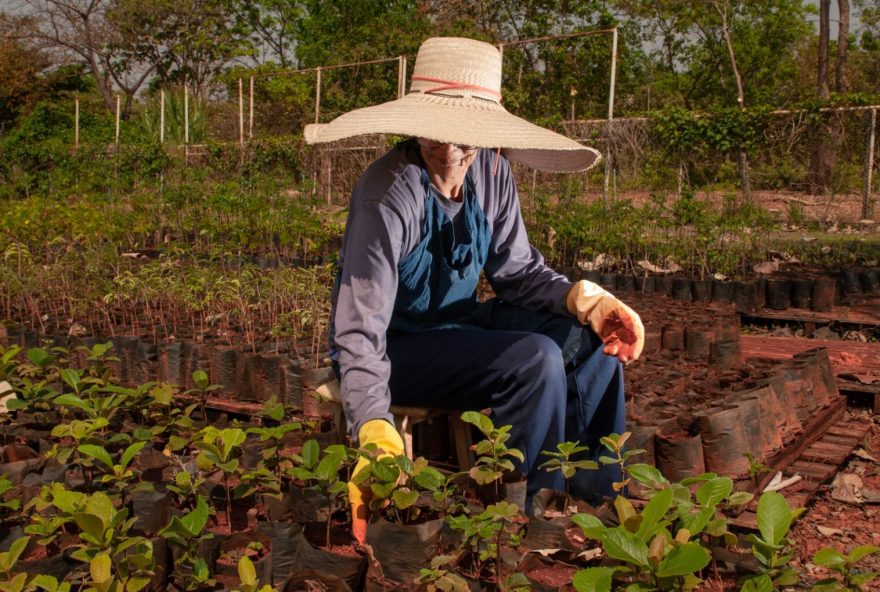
[816,525,843,537]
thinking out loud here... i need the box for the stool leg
[332,404,347,445]
[395,415,414,459]
[450,412,474,470]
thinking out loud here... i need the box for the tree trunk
[818,0,831,99]
[864,109,877,220]
[836,0,850,93]
[810,0,833,193]
[713,0,751,203]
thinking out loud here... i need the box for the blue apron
[388,167,490,333]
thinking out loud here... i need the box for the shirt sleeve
[483,159,572,315]
[333,197,408,438]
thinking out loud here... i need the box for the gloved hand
[566,280,645,363]
[348,419,404,543]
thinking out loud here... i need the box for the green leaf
[53,393,90,412]
[571,567,616,592]
[238,555,257,587]
[392,489,419,510]
[300,439,319,470]
[628,464,668,487]
[0,536,30,571]
[756,491,793,547]
[635,487,672,542]
[600,528,650,568]
[192,370,209,390]
[812,547,846,568]
[120,441,147,470]
[180,496,210,535]
[73,513,106,543]
[696,477,733,508]
[460,411,493,436]
[848,544,880,564]
[90,553,112,584]
[59,368,81,391]
[655,542,711,577]
[572,513,606,539]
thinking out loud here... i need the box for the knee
[519,334,566,387]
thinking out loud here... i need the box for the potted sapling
[459,411,526,510]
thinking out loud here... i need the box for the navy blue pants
[386,300,626,504]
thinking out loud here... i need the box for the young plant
[739,491,805,591]
[0,474,21,519]
[146,382,198,453]
[598,431,647,493]
[231,555,275,592]
[539,440,598,497]
[159,495,216,592]
[288,439,356,547]
[459,411,524,495]
[193,426,246,530]
[78,341,120,385]
[352,451,447,524]
[185,370,222,424]
[76,440,150,496]
[65,491,155,592]
[446,501,524,584]
[572,487,712,591]
[415,555,471,592]
[811,545,880,591]
[246,398,302,480]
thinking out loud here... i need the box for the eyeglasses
[417,139,478,154]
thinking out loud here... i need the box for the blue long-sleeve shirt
[331,141,573,435]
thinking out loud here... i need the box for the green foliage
[811,545,880,591]
[416,555,471,592]
[446,501,524,582]
[459,411,524,489]
[739,491,806,591]
[539,441,598,494]
[159,496,216,591]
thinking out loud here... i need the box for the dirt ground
[789,406,880,590]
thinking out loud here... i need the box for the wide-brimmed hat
[304,37,601,173]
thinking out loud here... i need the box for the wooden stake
[74,97,79,149]
[315,67,322,124]
[603,27,618,200]
[114,95,121,144]
[184,85,190,145]
[160,90,165,143]
[864,108,876,219]
[238,78,244,148]
[249,76,254,139]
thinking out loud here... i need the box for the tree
[837,0,850,92]
[235,0,303,67]
[0,15,50,130]
[16,0,162,118]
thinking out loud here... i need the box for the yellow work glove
[566,280,645,363]
[348,418,404,543]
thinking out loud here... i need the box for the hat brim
[304,93,601,173]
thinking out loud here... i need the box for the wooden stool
[303,367,473,470]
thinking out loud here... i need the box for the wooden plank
[742,307,880,327]
[821,434,860,446]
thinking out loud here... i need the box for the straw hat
[304,37,601,173]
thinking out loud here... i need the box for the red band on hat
[411,75,502,99]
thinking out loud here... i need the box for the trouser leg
[386,328,567,497]
[472,301,626,503]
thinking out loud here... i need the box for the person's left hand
[348,419,404,544]
[566,280,645,363]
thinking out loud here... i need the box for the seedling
[159,495,216,592]
[539,440,598,497]
[459,411,524,496]
[232,555,274,592]
[572,486,712,591]
[598,431,647,493]
[811,544,880,591]
[415,555,471,592]
[446,501,523,584]
[288,439,356,548]
[193,426,246,530]
[739,491,805,591]
[185,369,222,424]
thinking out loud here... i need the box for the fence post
[864,107,877,220]
[603,27,618,200]
[184,84,190,145]
[115,95,121,145]
[249,76,254,139]
[315,67,322,124]
[74,97,79,149]
[238,78,244,149]
[160,90,165,144]
[398,55,406,98]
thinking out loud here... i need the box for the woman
[305,36,644,542]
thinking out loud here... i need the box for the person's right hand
[566,279,645,363]
[348,419,404,543]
